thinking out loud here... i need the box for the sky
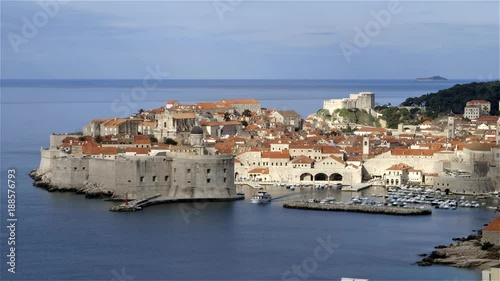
[1,0,499,79]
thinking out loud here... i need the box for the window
[207,179,211,183]
[207,169,211,174]
[140,176,144,182]
[165,176,169,181]
[224,178,227,183]
[224,168,227,173]
[174,168,176,172]
[187,169,191,173]
[153,176,157,182]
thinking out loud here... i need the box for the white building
[464,100,491,120]
[323,92,375,114]
[464,106,481,120]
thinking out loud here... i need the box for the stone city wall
[34,148,236,199]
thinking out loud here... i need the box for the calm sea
[1,79,496,281]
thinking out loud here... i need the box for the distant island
[416,76,448,81]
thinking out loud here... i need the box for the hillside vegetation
[316,108,379,127]
[401,81,500,118]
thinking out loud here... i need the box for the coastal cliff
[417,232,500,268]
[30,169,114,198]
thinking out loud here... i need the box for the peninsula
[31,82,500,211]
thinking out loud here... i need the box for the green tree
[242,109,252,117]
[164,138,178,145]
[240,120,248,127]
[148,135,158,143]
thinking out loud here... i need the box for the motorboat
[250,191,272,204]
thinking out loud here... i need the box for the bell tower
[496,117,500,145]
[447,116,455,139]
[362,136,370,156]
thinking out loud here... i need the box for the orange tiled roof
[475,116,500,122]
[387,163,413,171]
[248,168,269,174]
[82,143,118,155]
[291,155,314,164]
[218,99,260,105]
[261,150,290,159]
[172,113,196,119]
[466,100,490,105]
[484,217,500,231]
[391,149,436,156]
[125,147,150,154]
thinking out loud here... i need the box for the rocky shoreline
[29,169,114,199]
[417,231,500,268]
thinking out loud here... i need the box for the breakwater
[110,195,245,212]
[283,201,432,216]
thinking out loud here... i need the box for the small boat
[250,191,272,204]
[236,192,245,196]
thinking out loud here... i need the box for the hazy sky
[2,1,499,79]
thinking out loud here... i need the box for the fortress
[323,92,375,114]
[31,129,239,201]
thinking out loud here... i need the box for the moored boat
[250,191,272,204]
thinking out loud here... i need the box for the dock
[109,194,245,212]
[342,183,372,192]
[283,201,432,216]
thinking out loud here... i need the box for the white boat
[250,191,272,204]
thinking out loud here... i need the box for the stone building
[465,100,491,118]
[154,111,197,141]
[270,110,303,131]
[323,92,375,114]
[216,99,261,115]
[384,163,412,186]
[201,121,243,137]
[35,134,237,200]
[234,149,362,184]
[83,118,141,137]
[482,216,500,245]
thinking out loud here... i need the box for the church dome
[190,126,203,135]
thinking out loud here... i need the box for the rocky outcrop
[30,169,114,199]
[417,232,500,268]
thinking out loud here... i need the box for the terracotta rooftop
[248,168,269,174]
[466,100,490,105]
[464,142,491,152]
[218,99,260,105]
[387,163,413,171]
[391,149,436,156]
[291,155,315,164]
[276,110,302,118]
[172,113,196,119]
[261,151,290,159]
[484,217,500,231]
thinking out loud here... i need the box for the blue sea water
[1,79,497,281]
